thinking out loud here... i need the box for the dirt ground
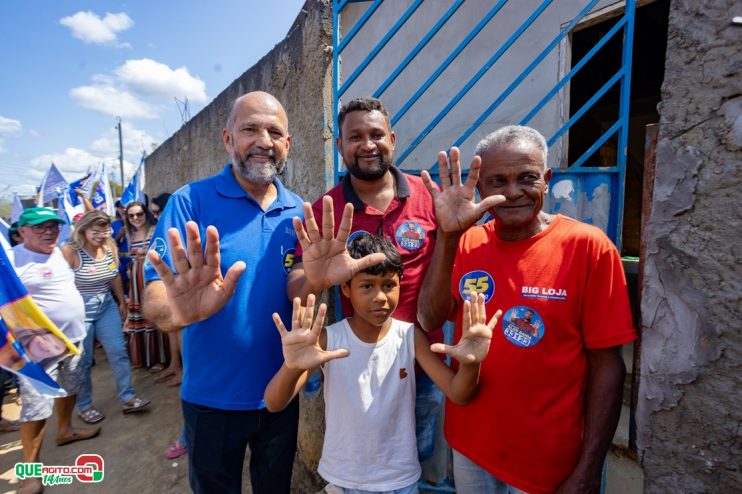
[0,347,203,494]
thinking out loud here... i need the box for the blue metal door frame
[333,0,636,247]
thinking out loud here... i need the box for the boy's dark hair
[337,97,391,134]
[346,233,403,280]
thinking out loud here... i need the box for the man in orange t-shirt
[418,125,636,494]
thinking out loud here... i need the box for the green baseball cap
[18,207,65,227]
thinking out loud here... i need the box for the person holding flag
[8,207,100,494]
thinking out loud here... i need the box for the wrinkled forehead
[479,140,546,173]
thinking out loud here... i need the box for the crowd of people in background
[1,189,186,494]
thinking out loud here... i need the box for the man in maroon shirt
[287,97,445,474]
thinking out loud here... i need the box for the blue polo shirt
[143,164,303,410]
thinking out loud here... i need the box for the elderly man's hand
[146,221,245,328]
[422,146,505,236]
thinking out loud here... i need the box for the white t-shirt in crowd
[11,244,86,344]
[319,317,420,491]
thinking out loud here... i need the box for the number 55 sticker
[458,270,495,303]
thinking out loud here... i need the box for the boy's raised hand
[273,294,349,370]
[431,293,500,364]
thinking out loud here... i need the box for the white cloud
[0,116,22,154]
[115,59,207,102]
[70,59,208,120]
[0,116,22,135]
[90,122,158,159]
[60,11,134,46]
[70,85,156,119]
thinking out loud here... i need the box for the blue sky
[0,0,307,198]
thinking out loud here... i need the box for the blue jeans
[452,450,529,494]
[77,292,135,411]
[182,398,299,494]
[415,373,444,461]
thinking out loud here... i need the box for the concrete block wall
[637,1,742,492]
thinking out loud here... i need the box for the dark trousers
[182,398,299,494]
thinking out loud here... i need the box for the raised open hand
[273,294,349,370]
[431,293,500,364]
[295,196,385,291]
[421,147,505,235]
[146,221,245,328]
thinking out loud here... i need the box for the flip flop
[78,407,105,424]
[148,363,166,374]
[165,438,188,459]
[56,426,101,446]
[155,370,176,383]
[122,397,151,414]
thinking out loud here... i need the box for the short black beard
[345,154,393,181]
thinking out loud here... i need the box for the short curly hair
[337,97,391,134]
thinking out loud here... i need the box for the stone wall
[637,1,741,492]
[144,1,334,491]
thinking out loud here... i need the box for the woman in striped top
[62,210,150,424]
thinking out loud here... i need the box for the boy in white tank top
[264,234,501,493]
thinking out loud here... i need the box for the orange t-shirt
[446,215,636,494]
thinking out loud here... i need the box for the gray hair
[474,125,548,169]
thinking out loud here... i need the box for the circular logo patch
[144,237,168,269]
[502,306,545,348]
[395,222,426,251]
[38,267,53,279]
[458,270,495,303]
[347,230,372,245]
[282,248,296,274]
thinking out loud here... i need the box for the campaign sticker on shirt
[458,270,495,303]
[144,237,168,269]
[347,230,372,245]
[502,306,545,348]
[282,247,296,274]
[108,263,118,273]
[38,267,53,280]
[395,222,426,251]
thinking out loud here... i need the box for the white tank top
[11,245,86,344]
[318,318,420,490]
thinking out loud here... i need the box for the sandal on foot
[77,407,105,424]
[154,370,176,383]
[148,363,166,374]
[165,438,188,459]
[122,397,151,414]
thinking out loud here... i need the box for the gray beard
[236,156,286,185]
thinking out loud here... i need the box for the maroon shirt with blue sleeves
[296,166,443,345]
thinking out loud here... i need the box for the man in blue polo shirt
[142,92,304,493]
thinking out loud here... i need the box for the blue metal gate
[332,0,636,247]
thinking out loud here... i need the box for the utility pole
[116,117,124,190]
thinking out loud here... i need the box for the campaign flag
[120,155,146,206]
[0,218,8,244]
[37,163,68,206]
[91,164,115,216]
[67,168,95,207]
[0,247,78,396]
[58,186,85,226]
[11,193,24,223]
